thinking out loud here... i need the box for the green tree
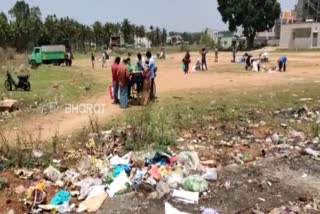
[217,0,281,49]
[135,25,146,38]
[121,18,134,44]
[92,21,104,48]
[0,12,10,47]
[9,0,32,50]
[161,28,167,44]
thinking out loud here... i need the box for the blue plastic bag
[50,190,70,205]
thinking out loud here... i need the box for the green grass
[0,65,102,108]
[103,82,320,151]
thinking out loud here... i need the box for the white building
[134,36,152,48]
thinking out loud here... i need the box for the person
[91,53,95,69]
[182,51,191,74]
[192,58,202,72]
[244,53,253,70]
[232,47,237,63]
[126,58,134,73]
[65,51,73,66]
[278,56,287,72]
[146,51,156,100]
[251,59,261,72]
[102,52,106,68]
[111,57,121,104]
[135,53,144,72]
[117,59,131,108]
[200,48,208,70]
[141,60,151,105]
[214,48,219,62]
[260,48,269,62]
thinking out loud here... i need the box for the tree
[135,25,146,38]
[217,0,281,49]
[161,28,167,44]
[0,12,10,47]
[9,0,32,50]
[92,21,103,48]
[121,18,134,44]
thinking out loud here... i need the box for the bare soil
[3,50,320,142]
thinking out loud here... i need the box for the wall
[280,22,320,49]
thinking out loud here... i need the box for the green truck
[28,45,66,68]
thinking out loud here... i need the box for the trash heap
[14,139,219,213]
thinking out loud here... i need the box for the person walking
[117,59,131,108]
[111,57,121,104]
[214,48,219,62]
[91,53,95,69]
[232,47,237,63]
[200,48,208,70]
[182,50,191,74]
[102,52,106,68]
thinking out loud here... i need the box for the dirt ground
[2,49,320,214]
[3,49,320,142]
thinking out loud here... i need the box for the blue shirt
[148,57,155,80]
[279,56,287,64]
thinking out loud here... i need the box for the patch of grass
[105,82,320,152]
[0,65,102,108]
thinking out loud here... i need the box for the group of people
[182,48,219,74]
[111,51,156,108]
[91,50,110,69]
[243,51,287,72]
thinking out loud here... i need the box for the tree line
[0,1,197,52]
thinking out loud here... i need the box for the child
[182,51,191,74]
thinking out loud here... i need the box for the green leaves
[217,0,281,49]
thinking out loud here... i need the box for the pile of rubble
[1,133,221,214]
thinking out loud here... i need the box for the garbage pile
[10,140,219,213]
[274,105,320,123]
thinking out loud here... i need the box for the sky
[0,0,297,32]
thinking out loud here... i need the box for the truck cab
[28,47,42,68]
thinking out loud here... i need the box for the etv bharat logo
[65,103,106,114]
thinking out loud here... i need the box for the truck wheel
[31,61,38,69]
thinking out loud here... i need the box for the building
[134,36,152,48]
[256,20,281,46]
[279,1,320,49]
[206,28,220,44]
[280,22,320,49]
[217,31,237,49]
[296,0,320,22]
[167,35,184,45]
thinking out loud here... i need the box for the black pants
[202,60,207,70]
[279,62,286,72]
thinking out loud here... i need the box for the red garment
[117,64,130,87]
[111,63,119,82]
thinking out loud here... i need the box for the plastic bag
[182,175,208,192]
[50,190,70,205]
[166,171,184,189]
[202,168,218,181]
[44,165,62,182]
[177,152,204,173]
[75,178,102,200]
[156,180,170,198]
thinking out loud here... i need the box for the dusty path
[3,51,320,141]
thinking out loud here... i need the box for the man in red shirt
[111,57,121,104]
[117,59,131,108]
